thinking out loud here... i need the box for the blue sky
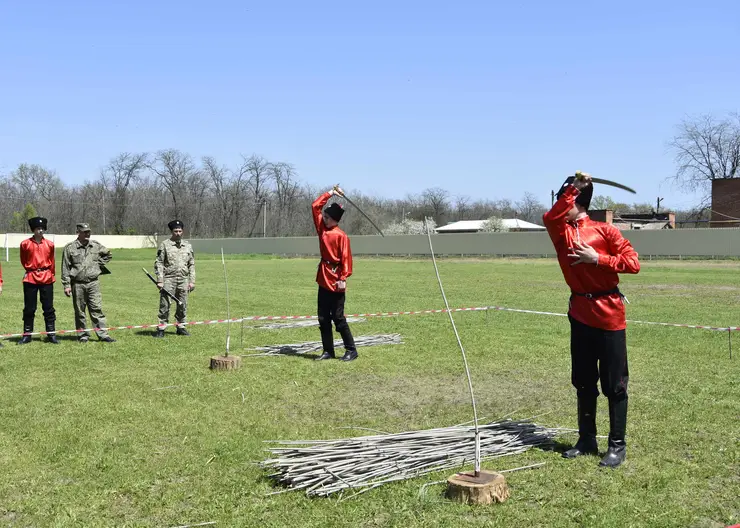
[1,0,738,211]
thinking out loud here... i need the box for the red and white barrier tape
[0,305,737,340]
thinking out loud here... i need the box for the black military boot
[153,328,165,338]
[315,351,335,361]
[563,397,599,458]
[17,320,33,345]
[600,398,627,468]
[340,349,358,362]
[46,321,59,344]
[176,325,190,336]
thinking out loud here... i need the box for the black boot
[17,320,33,345]
[176,326,190,336]
[46,321,59,344]
[315,351,335,361]
[600,398,627,468]
[340,349,358,362]
[563,397,599,458]
[153,328,165,338]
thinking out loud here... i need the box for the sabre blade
[589,177,637,194]
[338,191,385,237]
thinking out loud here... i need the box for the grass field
[0,249,738,527]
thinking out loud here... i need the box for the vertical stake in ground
[423,218,509,504]
[729,328,733,360]
[210,248,241,370]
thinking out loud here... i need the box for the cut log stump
[210,355,242,370]
[446,470,510,505]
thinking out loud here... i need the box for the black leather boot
[176,326,190,336]
[600,398,627,468]
[315,351,335,361]
[563,397,599,458]
[46,321,59,344]
[17,320,33,345]
[340,349,358,362]
[153,328,165,338]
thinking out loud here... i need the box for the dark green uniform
[61,238,113,340]
[155,238,196,328]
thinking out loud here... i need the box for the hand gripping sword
[142,268,184,306]
[333,185,385,236]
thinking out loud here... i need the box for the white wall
[3,233,157,250]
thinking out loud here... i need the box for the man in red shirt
[18,217,59,345]
[543,172,640,468]
[312,186,357,362]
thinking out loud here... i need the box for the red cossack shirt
[542,185,640,331]
[312,192,353,292]
[20,237,56,285]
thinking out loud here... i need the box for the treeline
[0,151,709,237]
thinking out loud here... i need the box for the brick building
[710,179,740,228]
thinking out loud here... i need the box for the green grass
[0,251,738,527]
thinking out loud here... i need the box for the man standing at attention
[543,171,640,468]
[153,220,195,338]
[61,223,116,343]
[312,186,358,362]
[18,216,58,345]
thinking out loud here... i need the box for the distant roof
[435,219,545,232]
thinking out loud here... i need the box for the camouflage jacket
[155,239,196,282]
[61,239,112,287]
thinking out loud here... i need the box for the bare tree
[421,187,450,225]
[242,155,273,236]
[669,113,740,193]
[514,192,546,224]
[10,163,62,203]
[99,152,148,234]
[148,149,198,220]
[271,162,300,236]
[454,195,471,221]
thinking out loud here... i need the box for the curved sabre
[334,186,385,237]
[590,177,637,194]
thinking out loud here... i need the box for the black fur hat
[556,176,593,209]
[324,203,345,221]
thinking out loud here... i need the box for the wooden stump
[446,470,510,505]
[210,355,242,370]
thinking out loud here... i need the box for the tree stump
[210,355,242,370]
[446,470,510,505]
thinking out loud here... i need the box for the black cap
[168,220,184,230]
[324,203,345,221]
[28,217,48,230]
[556,176,593,210]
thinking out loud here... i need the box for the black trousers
[23,282,56,325]
[569,315,628,402]
[317,286,356,354]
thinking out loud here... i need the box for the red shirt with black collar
[543,185,640,331]
[312,192,353,292]
[20,236,56,285]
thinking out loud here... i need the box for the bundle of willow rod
[244,333,402,357]
[261,419,566,498]
[253,317,366,330]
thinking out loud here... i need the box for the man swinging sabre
[543,171,640,468]
[311,186,358,362]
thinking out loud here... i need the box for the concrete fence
[3,233,158,260]
[185,228,740,258]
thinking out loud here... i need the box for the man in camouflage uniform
[153,220,196,338]
[61,223,115,343]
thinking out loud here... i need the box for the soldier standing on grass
[61,223,116,343]
[153,220,195,338]
[312,186,358,362]
[543,171,640,468]
[18,216,58,345]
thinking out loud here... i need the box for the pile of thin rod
[244,333,402,357]
[253,317,366,330]
[261,419,565,498]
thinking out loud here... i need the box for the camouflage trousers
[71,280,110,339]
[158,278,190,327]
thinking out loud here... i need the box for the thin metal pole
[424,217,481,475]
[729,329,732,360]
[221,248,231,357]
